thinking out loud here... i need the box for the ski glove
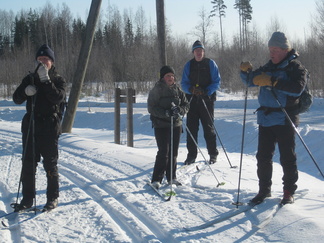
[25,85,37,96]
[190,86,204,96]
[37,63,51,83]
[166,109,180,118]
[171,105,180,115]
[240,61,253,72]
[253,72,278,87]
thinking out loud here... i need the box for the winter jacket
[147,79,189,128]
[13,66,67,135]
[181,57,221,97]
[240,49,307,127]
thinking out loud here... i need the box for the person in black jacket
[181,40,221,165]
[148,66,189,189]
[12,44,67,211]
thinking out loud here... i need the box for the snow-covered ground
[0,92,323,242]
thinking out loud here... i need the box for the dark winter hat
[192,40,205,52]
[160,65,175,79]
[268,31,291,50]
[36,44,55,62]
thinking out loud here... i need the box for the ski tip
[1,220,9,228]
[165,191,177,197]
[217,182,226,187]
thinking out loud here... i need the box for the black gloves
[171,105,180,115]
[166,105,181,118]
[190,86,205,96]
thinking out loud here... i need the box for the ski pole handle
[34,62,42,74]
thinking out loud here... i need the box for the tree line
[0,1,324,100]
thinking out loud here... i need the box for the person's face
[163,72,175,86]
[37,56,53,69]
[193,48,205,62]
[269,47,288,64]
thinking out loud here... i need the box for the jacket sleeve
[240,68,262,87]
[206,59,221,95]
[12,74,35,105]
[147,86,168,119]
[181,61,192,94]
[178,89,190,116]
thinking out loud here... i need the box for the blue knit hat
[192,40,205,52]
[36,44,55,62]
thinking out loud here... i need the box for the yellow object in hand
[253,72,277,86]
[240,61,253,72]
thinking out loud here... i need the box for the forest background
[0,0,324,100]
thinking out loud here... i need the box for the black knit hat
[192,40,205,52]
[160,65,175,79]
[36,44,55,62]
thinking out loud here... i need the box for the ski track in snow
[0,124,256,242]
[0,128,177,242]
[58,144,177,243]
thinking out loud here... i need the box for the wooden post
[114,88,121,144]
[126,88,134,147]
[114,87,135,146]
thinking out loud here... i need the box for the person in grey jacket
[240,32,307,205]
[148,66,189,189]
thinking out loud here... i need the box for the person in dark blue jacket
[240,32,308,205]
[181,40,221,165]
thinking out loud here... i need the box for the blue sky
[1,0,318,42]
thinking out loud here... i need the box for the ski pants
[256,125,298,194]
[186,96,218,159]
[152,125,182,183]
[21,128,60,201]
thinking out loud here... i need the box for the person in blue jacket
[181,40,221,165]
[240,32,308,205]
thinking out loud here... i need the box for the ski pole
[269,88,324,179]
[233,85,249,207]
[167,104,174,201]
[31,93,37,213]
[12,110,34,209]
[183,122,225,187]
[13,64,41,211]
[31,63,41,213]
[200,97,237,169]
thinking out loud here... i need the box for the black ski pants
[21,115,60,201]
[186,96,218,159]
[256,125,298,194]
[152,125,182,183]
